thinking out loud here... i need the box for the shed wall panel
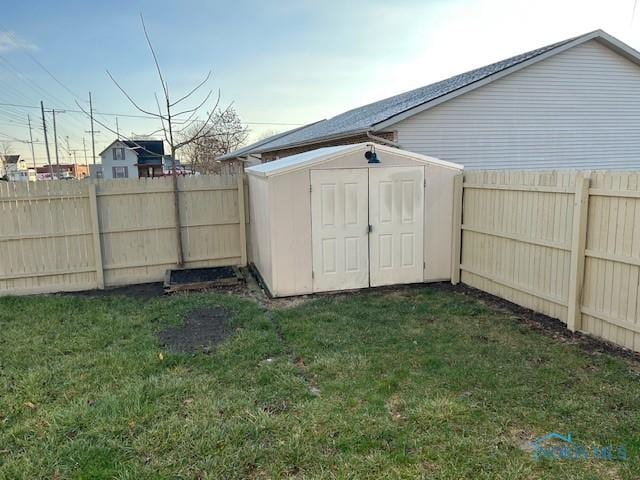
[269,171,313,296]
[248,175,274,292]
[424,165,455,281]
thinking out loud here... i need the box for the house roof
[224,29,640,159]
[1,155,20,164]
[244,142,462,177]
[217,120,323,160]
[98,139,164,162]
[122,140,164,157]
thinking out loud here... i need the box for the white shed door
[311,169,369,292]
[369,167,424,287]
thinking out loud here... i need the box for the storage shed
[245,143,463,297]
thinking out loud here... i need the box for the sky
[1,0,640,167]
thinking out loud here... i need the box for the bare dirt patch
[158,306,233,353]
[509,427,537,454]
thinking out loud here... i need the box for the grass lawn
[0,285,638,479]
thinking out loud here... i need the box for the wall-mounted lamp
[365,146,380,164]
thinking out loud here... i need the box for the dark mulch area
[61,282,166,300]
[62,280,249,301]
[158,306,233,353]
[431,282,640,363]
[169,266,237,284]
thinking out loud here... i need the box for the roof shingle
[223,31,594,160]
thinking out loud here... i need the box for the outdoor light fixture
[365,146,380,164]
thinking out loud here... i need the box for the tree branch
[174,99,228,150]
[140,13,169,101]
[106,70,165,118]
[154,92,170,144]
[172,89,214,118]
[170,70,212,107]
[74,100,164,158]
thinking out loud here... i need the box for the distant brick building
[36,164,89,179]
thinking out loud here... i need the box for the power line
[0,29,85,103]
[27,50,85,102]
[0,101,303,125]
[0,56,90,133]
[0,56,76,114]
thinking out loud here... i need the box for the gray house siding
[393,40,640,170]
[98,141,139,179]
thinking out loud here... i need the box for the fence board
[0,174,245,295]
[461,170,640,353]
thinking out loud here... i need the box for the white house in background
[1,155,28,181]
[221,30,640,170]
[92,139,165,179]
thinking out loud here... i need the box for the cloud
[0,31,37,52]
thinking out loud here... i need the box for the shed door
[311,169,369,292]
[369,167,424,287]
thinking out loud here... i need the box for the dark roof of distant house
[2,154,20,164]
[98,139,165,162]
[122,140,164,158]
[220,29,639,160]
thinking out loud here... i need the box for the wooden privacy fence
[457,170,640,353]
[0,174,247,296]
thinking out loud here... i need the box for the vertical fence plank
[237,172,248,267]
[567,174,590,332]
[451,173,463,285]
[88,183,105,289]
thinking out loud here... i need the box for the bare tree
[180,107,248,174]
[0,141,13,157]
[78,13,234,266]
[0,142,12,179]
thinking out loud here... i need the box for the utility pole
[27,114,36,169]
[66,136,72,163]
[51,109,59,166]
[40,101,53,178]
[82,137,88,166]
[89,91,96,164]
[116,116,120,139]
[67,148,79,178]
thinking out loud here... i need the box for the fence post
[567,173,590,332]
[237,172,247,267]
[88,183,105,290]
[451,173,464,285]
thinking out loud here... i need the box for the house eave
[251,128,374,155]
[217,120,326,161]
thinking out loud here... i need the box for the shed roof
[245,143,463,177]
[223,29,640,160]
